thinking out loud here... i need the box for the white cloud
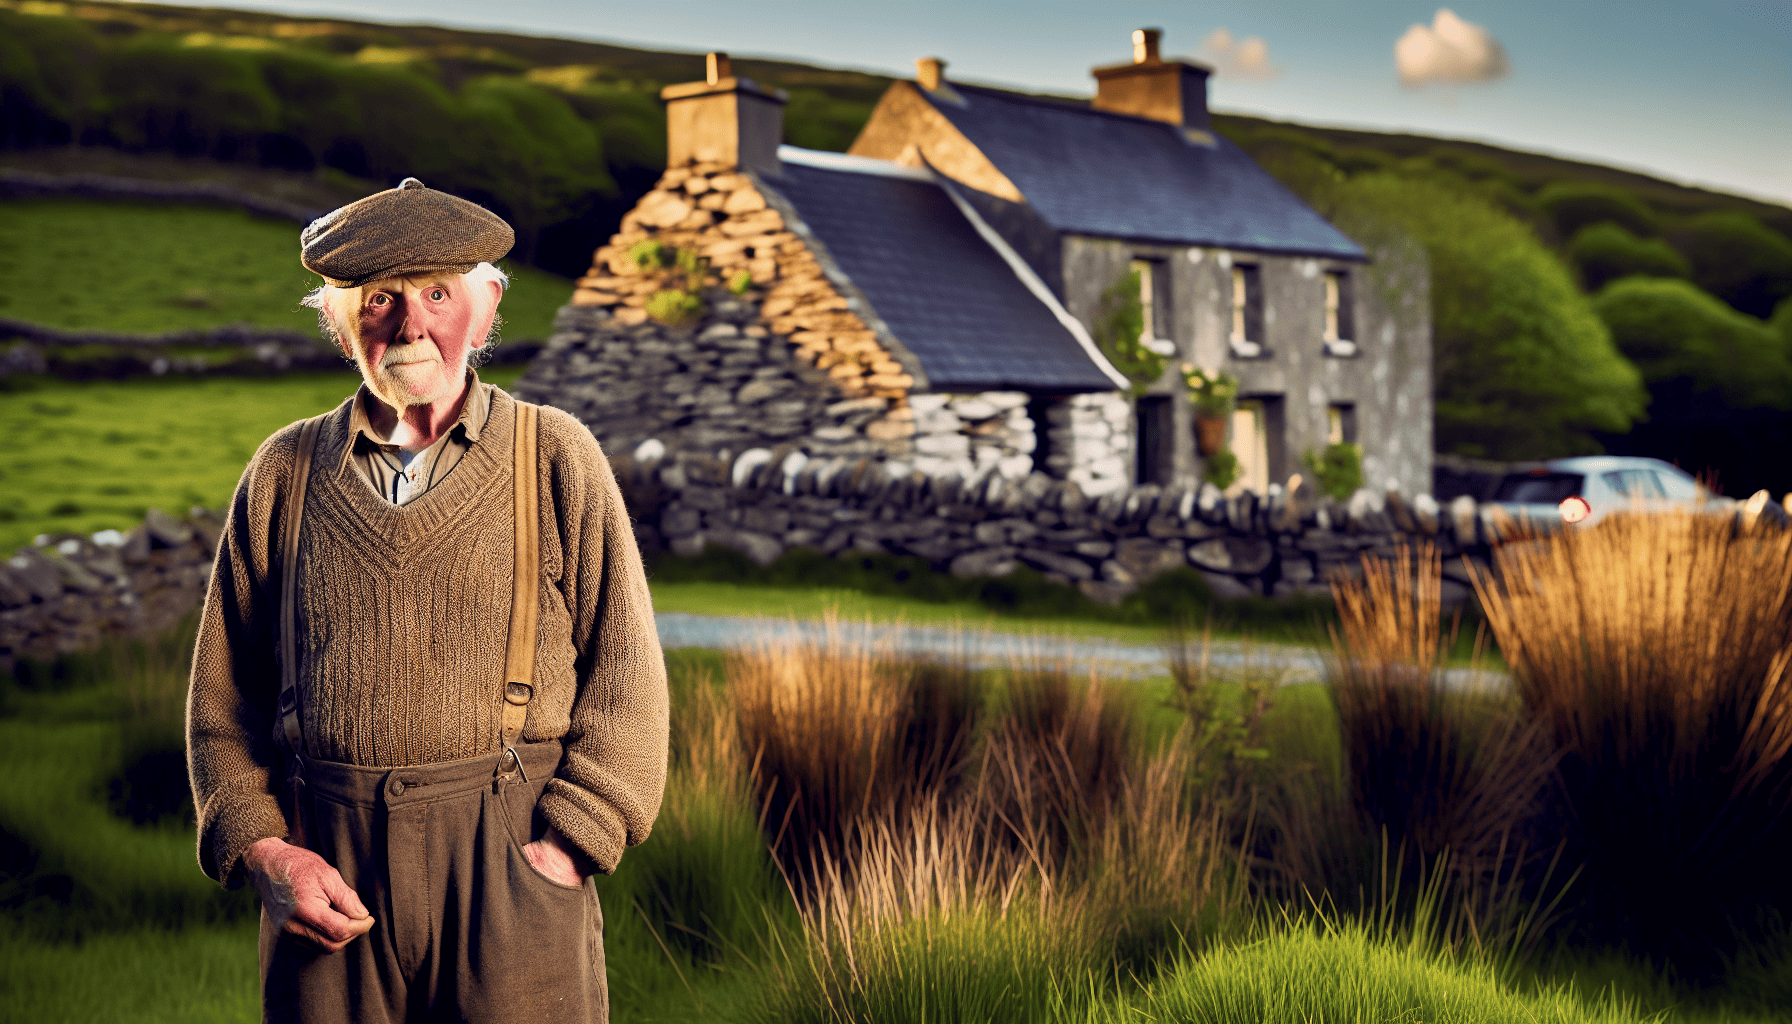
[1395,9,1509,87]
[1199,28,1281,80]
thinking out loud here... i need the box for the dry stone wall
[616,445,1536,608]
[0,509,223,673]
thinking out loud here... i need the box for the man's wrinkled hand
[522,827,588,888]
[245,837,375,953]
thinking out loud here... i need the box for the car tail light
[1559,495,1591,523]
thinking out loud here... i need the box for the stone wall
[0,509,223,673]
[619,444,1524,608]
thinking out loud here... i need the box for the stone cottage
[516,32,1431,498]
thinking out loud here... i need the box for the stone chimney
[1090,28,1212,135]
[659,51,789,177]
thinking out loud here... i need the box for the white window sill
[1324,339,1358,358]
[1142,337,1178,357]
[1229,339,1264,359]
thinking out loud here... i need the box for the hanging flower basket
[1195,414,1229,456]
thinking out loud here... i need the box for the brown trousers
[260,742,606,1024]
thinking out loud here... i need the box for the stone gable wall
[512,161,1125,485]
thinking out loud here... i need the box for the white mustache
[380,339,439,368]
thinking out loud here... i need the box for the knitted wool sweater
[186,386,668,889]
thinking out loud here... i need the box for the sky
[156,0,1792,206]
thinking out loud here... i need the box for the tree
[1314,174,1647,459]
[1593,277,1792,494]
[1667,212,1792,319]
[1536,181,1658,240]
[1566,222,1690,292]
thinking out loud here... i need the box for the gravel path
[655,612,1507,691]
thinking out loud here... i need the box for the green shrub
[1536,181,1658,239]
[1302,443,1363,501]
[1094,268,1162,391]
[643,288,703,326]
[1593,276,1792,410]
[1668,211,1792,319]
[1566,222,1690,292]
[1203,447,1240,490]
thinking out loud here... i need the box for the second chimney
[1091,28,1212,133]
[660,51,789,177]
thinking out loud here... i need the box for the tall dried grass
[725,622,1251,1020]
[1472,511,1792,965]
[1295,544,1563,961]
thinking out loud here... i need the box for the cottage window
[1327,403,1357,446]
[1132,258,1176,356]
[1229,265,1263,358]
[1323,271,1357,357]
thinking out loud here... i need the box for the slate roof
[766,150,1121,393]
[921,83,1367,260]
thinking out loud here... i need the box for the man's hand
[245,837,375,952]
[522,827,589,888]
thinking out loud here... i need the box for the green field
[0,198,574,338]
[0,368,523,553]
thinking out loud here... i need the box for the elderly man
[187,177,667,1024]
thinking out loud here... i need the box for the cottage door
[1229,400,1270,497]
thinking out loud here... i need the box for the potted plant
[1183,364,1239,455]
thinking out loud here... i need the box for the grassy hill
[3,0,1784,278]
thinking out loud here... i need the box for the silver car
[1487,456,1707,529]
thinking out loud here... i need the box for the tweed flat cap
[300,177,514,288]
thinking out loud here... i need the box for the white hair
[301,262,509,365]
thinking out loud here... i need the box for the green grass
[1110,923,1657,1024]
[0,368,523,553]
[0,198,573,338]
[0,921,261,1024]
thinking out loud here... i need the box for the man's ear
[469,278,503,350]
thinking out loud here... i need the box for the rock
[1385,490,1418,533]
[711,528,784,567]
[736,380,784,405]
[1077,580,1135,606]
[635,190,694,228]
[951,548,1016,578]
[722,189,767,214]
[1226,493,1256,534]
[8,549,65,600]
[1100,559,1135,585]
[1280,557,1316,585]
[0,565,34,608]
[143,508,194,548]
[1114,537,1184,580]
[1188,536,1274,575]
[1199,570,1260,600]
[1196,484,1227,524]
[1411,493,1440,536]
[1448,496,1478,546]
[661,507,702,537]
[1019,548,1094,581]
[669,533,706,557]
[732,448,775,486]
[1073,540,1113,558]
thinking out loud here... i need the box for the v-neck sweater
[187,388,668,889]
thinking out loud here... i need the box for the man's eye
[369,294,390,307]
[429,289,445,301]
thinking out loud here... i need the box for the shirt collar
[338,370,492,472]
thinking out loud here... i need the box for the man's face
[333,272,501,409]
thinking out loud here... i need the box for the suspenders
[272,399,541,776]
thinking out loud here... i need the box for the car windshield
[1492,472,1584,504]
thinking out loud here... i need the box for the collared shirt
[342,371,493,506]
